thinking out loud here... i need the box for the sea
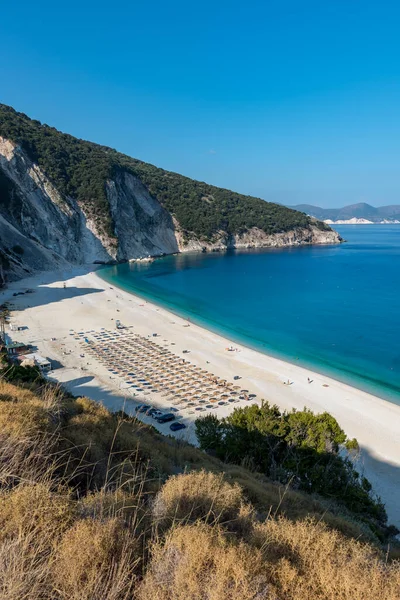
[99,225,400,405]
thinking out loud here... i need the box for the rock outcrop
[177,224,340,253]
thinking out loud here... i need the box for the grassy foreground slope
[0,103,330,241]
[0,375,398,600]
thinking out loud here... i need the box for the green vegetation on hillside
[195,403,391,538]
[0,373,398,600]
[0,104,330,241]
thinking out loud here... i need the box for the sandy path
[1,266,399,526]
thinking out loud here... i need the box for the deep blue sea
[99,225,400,405]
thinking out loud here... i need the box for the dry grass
[138,523,271,600]
[0,379,398,600]
[251,517,400,599]
[0,382,66,488]
[53,517,139,600]
[223,464,375,541]
[0,391,50,438]
[0,483,75,543]
[0,529,53,600]
[152,470,253,534]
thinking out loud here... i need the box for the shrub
[195,404,386,527]
[152,470,252,533]
[138,523,271,600]
[1,363,44,384]
[0,378,398,599]
[53,517,139,600]
[0,483,75,544]
[251,517,400,600]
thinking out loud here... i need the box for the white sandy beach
[1,266,399,526]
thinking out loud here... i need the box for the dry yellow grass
[0,483,75,543]
[0,379,398,600]
[223,465,375,541]
[0,393,50,438]
[251,516,400,600]
[52,517,139,600]
[0,382,66,488]
[138,523,271,600]
[0,380,39,404]
[0,529,53,600]
[152,470,253,533]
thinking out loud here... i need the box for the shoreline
[1,266,399,526]
[99,265,400,405]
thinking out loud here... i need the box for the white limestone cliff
[0,136,341,283]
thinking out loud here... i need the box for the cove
[99,225,400,405]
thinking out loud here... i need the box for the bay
[99,225,400,404]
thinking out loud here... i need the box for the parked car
[145,408,158,417]
[170,422,187,432]
[136,404,151,413]
[156,413,175,424]
[151,410,163,419]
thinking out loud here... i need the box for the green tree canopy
[195,402,386,530]
[0,103,332,242]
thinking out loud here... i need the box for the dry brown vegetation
[138,523,270,600]
[0,378,398,600]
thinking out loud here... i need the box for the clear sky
[1,0,400,207]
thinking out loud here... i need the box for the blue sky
[1,0,400,207]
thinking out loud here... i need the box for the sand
[1,266,399,526]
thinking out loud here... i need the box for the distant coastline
[324,217,400,225]
[288,202,400,224]
[324,218,400,225]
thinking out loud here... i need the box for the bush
[152,470,252,533]
[1,363,44,384]
[53,517,139,600]
[138,523,271,600]
[0,483,75,544]
[0,379,398,599]
[195,404,387,528]
[251,517,400,600]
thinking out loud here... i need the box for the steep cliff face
[0,137,114,269]
[0,138,181,281]
[106,171,179,259]
[0,133,341,284]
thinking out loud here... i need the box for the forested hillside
[0,104,330,241]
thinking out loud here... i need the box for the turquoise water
[99,225,400,404]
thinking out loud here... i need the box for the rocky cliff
[0,105,342,284]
